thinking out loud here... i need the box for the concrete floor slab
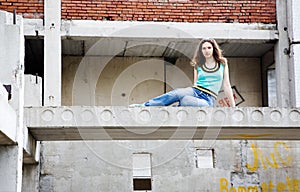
[25,106,300,140]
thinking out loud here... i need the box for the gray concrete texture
[39,140,300,191]
[25,106,300,140]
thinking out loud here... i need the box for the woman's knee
[181,96,209,107]
[174,87,193,97]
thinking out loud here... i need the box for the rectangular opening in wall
[133,178,152,191]
[132,153,152,191]
[196,149,215,168]
[25,39,44,77]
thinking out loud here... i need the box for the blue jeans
[144,87,216,107]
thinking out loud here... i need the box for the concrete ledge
[24,19,278,42]
[24,106,300,140]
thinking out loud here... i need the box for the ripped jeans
[144,87,216,107]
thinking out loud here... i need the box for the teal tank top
[193,63,224,98]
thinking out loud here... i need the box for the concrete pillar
[0,146,23,192]
[0,10,25,192]
[274,0,290,107]
[44,0,61,106]
[22,164,40,192]
[287,0,300,107]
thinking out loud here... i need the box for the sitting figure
[130,38,235,107]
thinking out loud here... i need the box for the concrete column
[274,0,290,107]
[0,10,25,192]
[0,146,22,192]
[44,0,61,106]
[22,164,40,192]
[287,0,300,107]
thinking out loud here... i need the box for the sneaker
[129,103,144,107]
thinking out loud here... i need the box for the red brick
[0,0,276,23]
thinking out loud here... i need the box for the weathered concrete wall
[62,56,261,107]
[37,56,265,191]
[39,140,300,191]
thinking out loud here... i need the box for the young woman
[130,38,235,107]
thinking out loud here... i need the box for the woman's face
[202,42,214,59]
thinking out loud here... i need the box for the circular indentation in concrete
[119,109,132,122]
[100,109,113,122]
[138,110,151,122]
[213,110,226,121]
[80,110,94,122]
[289,110,300,122]
[270,110,282,122]
[232,110,245,122]
[176,110,188,121]
[158,110,169,122]
[251,110,263,121]
[41,109,54,121]
[197,110,207,122]
[61,109,74,121]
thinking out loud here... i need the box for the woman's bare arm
[194,67,198,85]
[222,64,236,107]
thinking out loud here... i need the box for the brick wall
[0,0,276,23]
[0,0,43,19]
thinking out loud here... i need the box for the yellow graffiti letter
[261,182,268,192]
[220,178,229,192]
[274,142,292,166]
[286,177,293,192]
[266,152,279,169]
[293,178,300,192]
[276,182,287,192]
[237,186,246,192]
[246,144,259,172]
[247,186,259,192]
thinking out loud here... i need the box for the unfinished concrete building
[0,0,300,191]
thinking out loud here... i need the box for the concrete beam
[61,21,278,42]
[25,107,300,140]
[24,19,278,43]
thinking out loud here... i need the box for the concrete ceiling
[62,38,275,58]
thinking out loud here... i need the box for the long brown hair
[190,38,227,67]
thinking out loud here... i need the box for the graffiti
[220,177,300,192]
[220,178,258,192]
[246,142,292,172]
[216,86,244,107]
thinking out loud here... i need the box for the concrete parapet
[25,106,300,140]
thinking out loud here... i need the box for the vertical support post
[0,11,25,192]
[44,0,61,106]
[274,0,290,107]
[287,0,300,107]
